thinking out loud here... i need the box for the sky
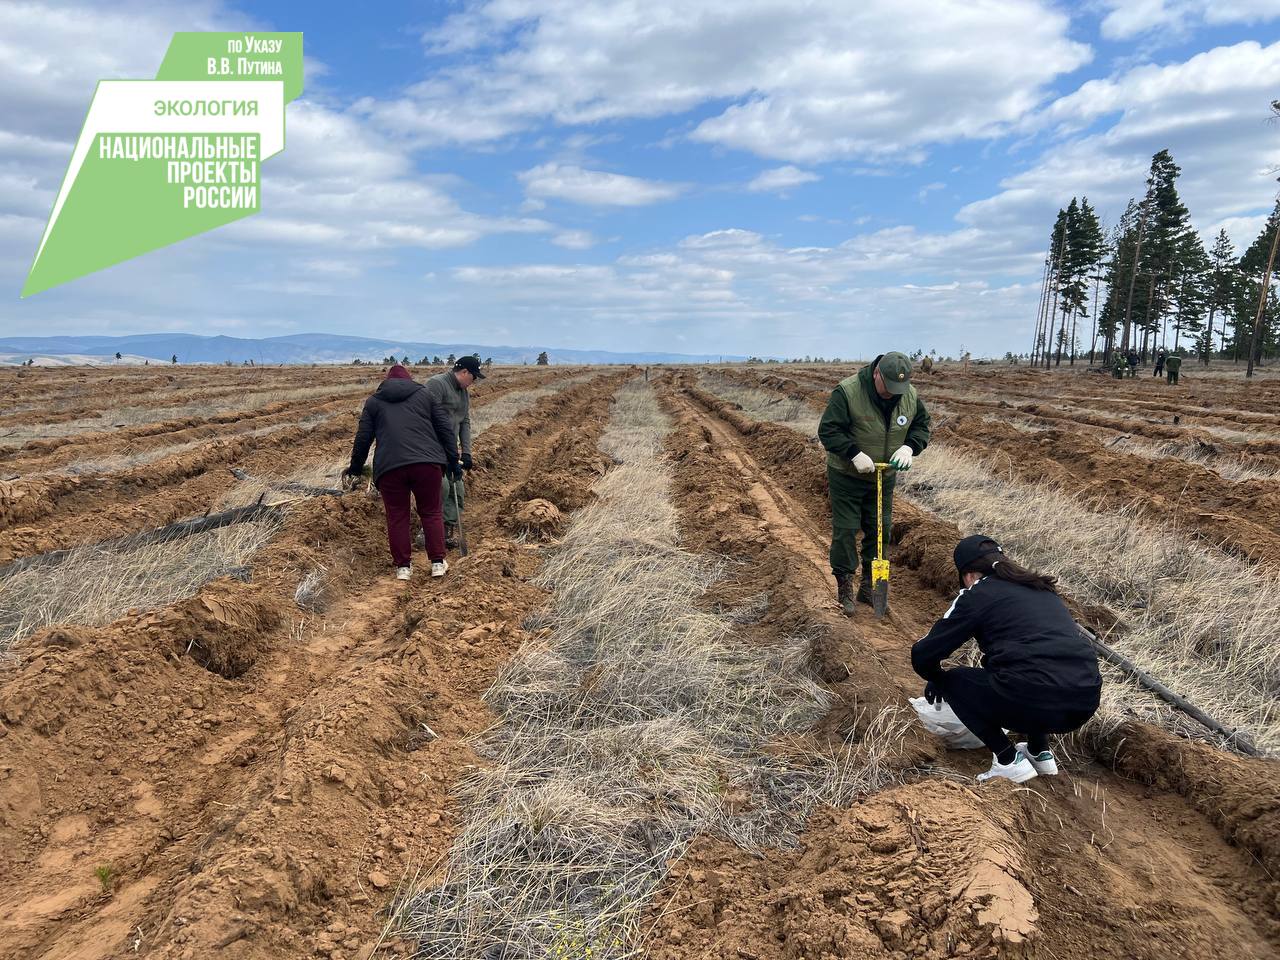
[1,0,1279,358]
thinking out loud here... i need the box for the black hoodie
[911,576,1102,710]
[349,377,458,483]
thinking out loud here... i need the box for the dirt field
[0,361,1277,959]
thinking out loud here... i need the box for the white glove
[890,445,913,470]
[851,451,875,474]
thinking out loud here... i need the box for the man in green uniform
[818,352,932,615]
[1165,353,1182,385]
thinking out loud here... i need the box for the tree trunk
[1089,275,1101,365]
[1046,278,1061,370]
[1247,220,1279,379]
[1103,265,1121,366]
[1122,207,1147,353]
[1031,257,1050,365]
[1205,304,1217,365]
[1054,304,1068,366]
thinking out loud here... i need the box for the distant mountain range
[0,333,746,366]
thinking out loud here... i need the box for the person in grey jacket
[345,364,458,580]
[426,355,483,548]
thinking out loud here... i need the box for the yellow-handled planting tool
[872,462,891,619]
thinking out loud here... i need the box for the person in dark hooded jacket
[345,365,459,580]
[911,535,1102,784]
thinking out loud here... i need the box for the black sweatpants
[938,666,1096,758]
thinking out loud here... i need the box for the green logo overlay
[22,32,303,297]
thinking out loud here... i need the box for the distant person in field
[818,352,931,616]
[345,364,458,581]
[912,535,1103,785]
[920,355,934,375]
[1153,348,1167,378]
[1126,348,1139,377]
[1164,352,1182,385]
[426,355,482,550]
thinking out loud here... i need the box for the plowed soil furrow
[3,369,555,472]
[783,363,1280,418]
[650,376,1279,959]
[0,372,628,960]
[708,367,1280,566]
[0,376,379,431]
[0,372,564,559]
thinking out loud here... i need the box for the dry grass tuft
[470,374,600,436]
[398,381,892,958]
[0,383,368,447]
[697,372,820,435]
[294,566,331,613]
[1107,435,1280,483]
[900,445,1280,754]
[0,519,278,653]
[218,460,347,509]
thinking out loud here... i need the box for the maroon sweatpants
[378,463,446,566]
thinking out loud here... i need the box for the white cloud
[362,0,1090,163]
[440,223,1042,357]
[551,229,597,249]
[746,165,820,193]
[917,182,945,203]
[518,163,687,206]
[966,41,1280,252]
[1097,0,1280,40]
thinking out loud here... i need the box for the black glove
[448,462,463,481]
[462,453,474,472]
[924,680,942,705]
[342,465,362,489]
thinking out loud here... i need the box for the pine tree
[1170,231,1209,353]
[1043,208,1069,367]
[1135,150,1193,359]
[1066,197,1105,364]
[1204,229,1238,362]
[1239,197,1280,374]
[536,351,550,365]
[1098,202,1140,365]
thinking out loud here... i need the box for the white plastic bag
[909,696,985,749]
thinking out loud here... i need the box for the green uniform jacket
[818,356,931,480]
[1165,355,1182,371]
[425,371,472,458]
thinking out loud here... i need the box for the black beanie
[953,534,1003,576]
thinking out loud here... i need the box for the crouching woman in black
[911,535,1103,784]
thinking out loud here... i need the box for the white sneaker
[976,752,1039,784]
[431,560,449,578]
[1015,742,1059,775]
[395,565,412,581]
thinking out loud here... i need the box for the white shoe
[976,752,1039,784]
[395,566,412,581]
[431,560,449,578]
[1016,742,1059,775]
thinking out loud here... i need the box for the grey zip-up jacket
[425,371,472,457]
[349,378,458,483]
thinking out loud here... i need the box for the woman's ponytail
[964,552,1058,592]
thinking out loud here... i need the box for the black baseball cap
[953,534,1003,575]
[454,355,485,379]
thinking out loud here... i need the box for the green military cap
[877,351,913,395]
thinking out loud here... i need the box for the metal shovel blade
[452,481,469,557]
[872,581,889,619]
[871,558,890,619]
